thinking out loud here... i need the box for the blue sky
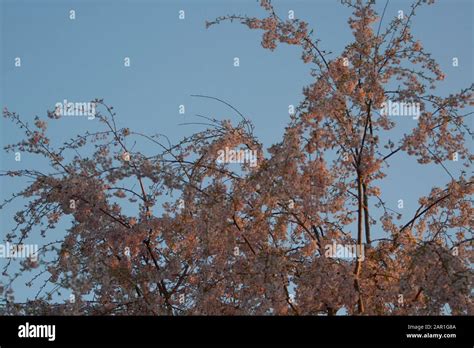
[0,0,472,302]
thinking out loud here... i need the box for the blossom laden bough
[0,0,472,316]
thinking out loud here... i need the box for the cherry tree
[1,0,472,315]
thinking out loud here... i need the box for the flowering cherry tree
[1,0,472,315]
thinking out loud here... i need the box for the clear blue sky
[1,0,472,302]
